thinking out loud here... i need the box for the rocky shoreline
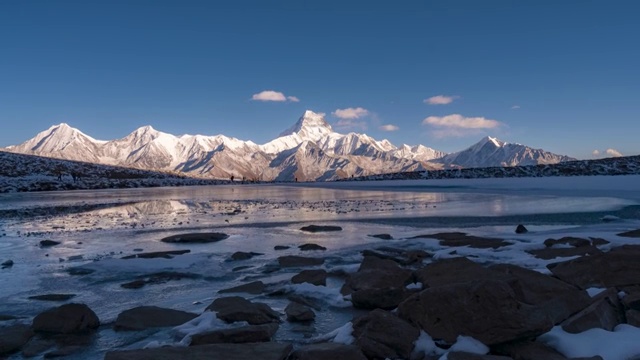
[3,224,640,359]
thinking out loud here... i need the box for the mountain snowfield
[2,110,574,181]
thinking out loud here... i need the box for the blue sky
[1,0,639,159]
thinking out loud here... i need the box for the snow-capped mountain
[439,136,575,168]
[2,111,574,181]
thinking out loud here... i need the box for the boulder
[160,232,229,243]
[300,225,342,233]
[361,249,430,266]
[494,340,573,360]
[0,324,34,355]
[621,292,640,311]
[285,302,315,322]
[28,294,76,301]
[206,296,281,325]
[369,233,393,240]
[278,256,324,267]
[515,225,528,234]
[105,342,293,360]
[219,281,266,295]
[561,289,624,333]
[298,243,327,251]
[414,257,505,288]
[527,246,602,260]
[190,323,278,345]
[398,280,552,345]
[291,270,327,286]
[32,303,99,334]
[352,309,419,360]
[21,338,56,358]
[351,287,411,310]
[229,251,262,261]
[626,309,640,327]
[39,240,61,247]
[121,250,190,259]
[114,306,198,331]
[543,237,592,248]
[547,245,640,289]
[288,343,367,360]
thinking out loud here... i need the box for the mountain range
[2,110,575,181]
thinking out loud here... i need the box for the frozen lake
[1,175,639,358]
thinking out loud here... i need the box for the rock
[561,289,624,333]
[274,245,290,250]
[160,232,229,243]
[527,246,602,260]
[494,340,573,360]
[618,229,640,238]
[43,345,84,358]
[39,240,61,247]
[448,353,514,360]
[300,225,342,233]
[66,267,95,276]
[547,245,640,289]
[590,237,610,246]
[278,255,324,267]
[285,302,315,322]
[206,296,281,325]
[398,280,552,345]
[298,243,327,251]
[291,269,327,286]
[219,281,266,295]
[28,294,76,301]
[114,306,198,331]
[515,225,528,234]
[121,279,146,289]
[120,271,200,289]
[369,233,393,240]
[21,338,56,358]
[105,342,293,360]
[121,250,190,259]
[288,343,367,360]
[352,309,419,360]
[190,323,279,345]
[1,259,13,269]
[32,303,99,334]
[230,251,262,261]
[621,292,640,310]
[0,324,34,355]
[411,232,512,249]
[343,256,413,310]
[361,248,429,266]
[414,257,504,288]
[543,237,591,248]
[0,315,19,321]
[625,309,640,327]
[488,264,592,324]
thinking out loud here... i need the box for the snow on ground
[539,325,640,360]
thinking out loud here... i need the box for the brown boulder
[288,343,367,360]
[160,232,229,243]
[626,309,640,327]
[0,324,34,355]
[342,256,413,309]
[285,302,315,322]
[291,269,327,286]
[561,289,624,333]
[278,256,324,267]
[351,288,412,310]
[114,306,198,331]
[414,257,504,288]
[190,323,278,345]
[398,280,552,345]
[219,281,266,295]
[352,309,419,360]
[32,303,99,334]
[105,342,293,360]
[494,340,572,360]
[206,296,281,325]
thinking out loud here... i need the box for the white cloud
[379,124,399,132]
[332,107,369,119]
[251,90,299,102]
[422,114,501,129]
[511,105,521,109]
[592,150,601,156]
[424,95,459,105]
[605,148,623,157]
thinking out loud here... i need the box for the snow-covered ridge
[1,110,575,182]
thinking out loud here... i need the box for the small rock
[121,280,146,289]
[219,281,266,295]
[300,225,342,233]
[28,294,76,301]
[121,250,190,259]
[278,256,324,268]
[1,260,14,269]
[114,306,198,331]
[369,233,393,240]
[32,303,100,334]
[298,243,327,251]
[285,302,315,322]
[515,225,528,234]
[39,240,61,247]
[618,229,640,238]
[66,268,95,276]
[160,232,229,243]
[206,296,281,325]
[291,269,327,286]
[0,324,34,355]
[274,245,290,250]
[229,251,262,261]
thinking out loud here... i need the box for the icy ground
[1,175,640,359]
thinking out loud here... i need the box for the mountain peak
[476,136,506,148]
[279,110,333,139]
